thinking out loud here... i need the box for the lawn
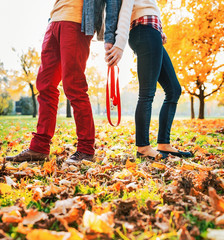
[0,116,224,240]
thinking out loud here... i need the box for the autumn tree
[162,0,224,119]
[9,48,40,118]
[86,66,106,115]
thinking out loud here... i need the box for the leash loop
[106,66,121,127]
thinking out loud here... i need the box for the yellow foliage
[83,210,114,237]
[86,66,106,111]
[0,183,12,195]
[8,48,40,100]
[162,0,224,100]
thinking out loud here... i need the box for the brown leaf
[209,187,224,213]
[179,226,194,240]
[155,220,170,233]
[191,210,215,222]
[0,229,11,240]
[44,183,61,196]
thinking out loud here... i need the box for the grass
[0,116,224,239]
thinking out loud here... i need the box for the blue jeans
[129,25,182,146]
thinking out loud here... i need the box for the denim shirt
[81,0,121,44]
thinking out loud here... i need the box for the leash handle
[106,66,121,127]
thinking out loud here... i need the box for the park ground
[0,116,224,240]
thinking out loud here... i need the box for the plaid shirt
[131,15,163,35]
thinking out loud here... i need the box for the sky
[0,0,134,89]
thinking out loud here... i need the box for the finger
[108,56,118,66]
[105,54,115,62]
[111,56,121,67]
[106,50,118,60]
[106,48,116,55]
[111,59,119,67]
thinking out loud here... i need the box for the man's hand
[162,33,167,45]
[105,46,123,67]
[104,43,113,64]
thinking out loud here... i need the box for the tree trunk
[29,83,37,118]
[97,102,100,115]
[66,99,72,118]
[198,87,205,119]
[190,95,195,119]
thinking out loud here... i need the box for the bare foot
[157,144,178,152]
[138,145,160,157]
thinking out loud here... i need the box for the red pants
[30,21,95,155]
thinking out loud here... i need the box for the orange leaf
[2,210,22,223]
[151,162,166,170]
[43,159,57,175]
[57,202,86,224]
[92,203,112,215]
[32,187,43,201]
[107,182,125,192]
[67,228,84,240]
[26,229,70,240]
[209,187,224,213]
[17,223,32,235]
[126,159,137,171]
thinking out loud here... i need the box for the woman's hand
[105,46,123,67]
[162,33,167,45]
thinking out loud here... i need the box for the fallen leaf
[0,206,21,215]
[113,169,133,180]
[44,183,61,196]
[126,158,137,172]
[26,229,71,240]
[67,228,84,240]
[22,209,48,225]
[57,202,86,224]
[83,210,114,237]
[206,229,224,240]
[209,187,224,213]
[51,198,79,216]
[18,161,28,170]
[0,183,12,194]
[215,214,224,225]
[2,210,22,223]
[151,162,167,170]
[4,176,17,187]
[32,187,43,201]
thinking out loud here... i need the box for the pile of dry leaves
[0,119,224,240]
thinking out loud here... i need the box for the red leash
[106,66,121,127]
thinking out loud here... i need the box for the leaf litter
[0,119,224,239]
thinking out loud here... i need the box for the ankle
[138,145,151,153]
[157,144,172,151]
